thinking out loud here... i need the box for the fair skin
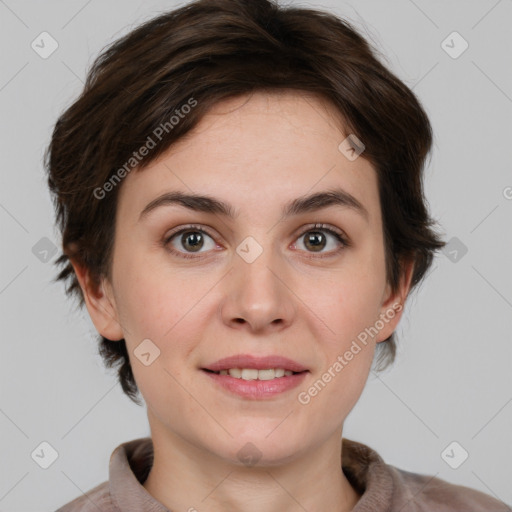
[72,90,413,512]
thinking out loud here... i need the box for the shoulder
[389,465,510,511]
[54,436,156,512]
[342,438,510,511]
[55,481,113,512]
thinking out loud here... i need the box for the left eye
[293,226,347,254]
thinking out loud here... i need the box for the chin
[211,428,306,467]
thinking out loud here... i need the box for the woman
[46,0,509,510]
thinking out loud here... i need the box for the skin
[72,90,413,512]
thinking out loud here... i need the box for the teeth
[241,369,259,380]
[229,368,242,378]
[217,368,296,380]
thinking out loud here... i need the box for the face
[76,91,411,465]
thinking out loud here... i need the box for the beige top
[56,437,510,511]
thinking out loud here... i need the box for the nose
[219,245,296,334]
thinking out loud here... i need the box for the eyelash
[162,223,350,260]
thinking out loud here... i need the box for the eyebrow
[138,186,369,222]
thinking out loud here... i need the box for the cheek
[112,253,209,369]
[112,244,191,337]
[297,275,380,425]
[307,261,386,342]
[121,284,201,413]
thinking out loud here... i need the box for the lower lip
[201,370,308,399]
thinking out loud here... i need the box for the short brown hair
[44,0,445,405]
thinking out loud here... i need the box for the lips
[202,354,308,373]
[201,355,309,399]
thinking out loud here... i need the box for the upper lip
[202,354,309,372]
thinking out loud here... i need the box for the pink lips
[201,354,309,399]
[202,354,308,373]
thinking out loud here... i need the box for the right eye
[164,225,219,259]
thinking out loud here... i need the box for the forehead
[117,90,380,224]
[200,89,345,128]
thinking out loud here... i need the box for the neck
[143,427,361,512]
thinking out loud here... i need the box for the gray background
[1,0,511,510]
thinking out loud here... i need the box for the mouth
[200,354,309,399]
[202,367,307,380]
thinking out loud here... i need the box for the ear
[70,258,124,341]
[375,258,415,343]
